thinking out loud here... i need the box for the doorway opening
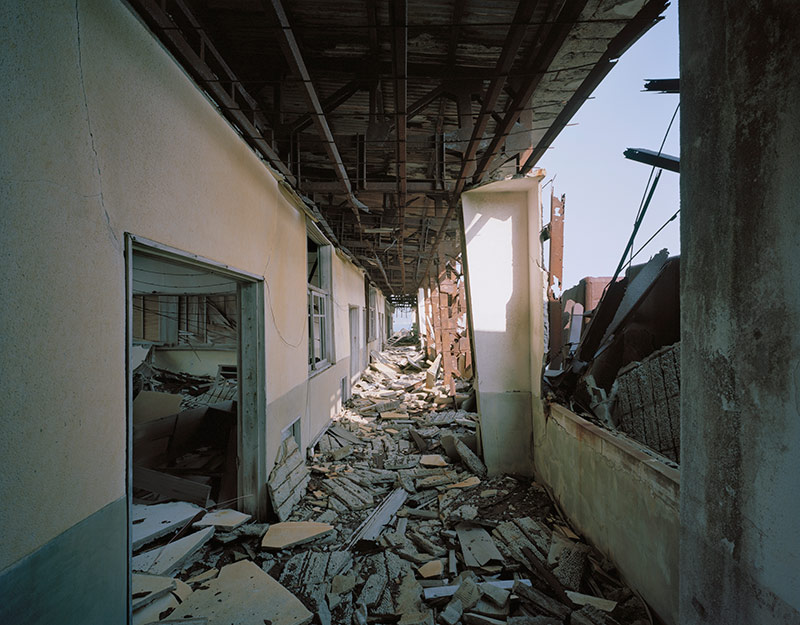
[125,235,266,616]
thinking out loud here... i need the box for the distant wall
[534,403,680,625]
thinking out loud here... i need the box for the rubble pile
[130,346,652,625]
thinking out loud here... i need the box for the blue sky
[537,1,680,288]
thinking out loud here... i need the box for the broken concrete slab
[132,591,179,625]
[269,437,311,522]
[132,527,215,576]
[512,579,571,620]
[479,582,510,607]
[439,598,463,625]
[456,523,503,567]
[417,559,444,578]
[419,454,448,467]
[194,509,251,532]
[261,521,334,550]
[565,591,618,612]
[132,501,203,551]
[454,438,487,477]
[131,573,176,611]
[570,604,622,625]
[447,476,481,489]
[453,577,482,610]
[168,560,313,625]
[186,568,219,585]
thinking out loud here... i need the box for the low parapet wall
[534,402,680,625]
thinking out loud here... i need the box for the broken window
[307,228,332,371]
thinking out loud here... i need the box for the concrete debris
[132,501,203,550]
[132,527,215,576]
[131,346,652,625]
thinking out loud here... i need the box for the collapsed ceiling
[129,0,667,301]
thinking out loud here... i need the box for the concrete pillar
[461,173,545,476]
[680,3,800,623]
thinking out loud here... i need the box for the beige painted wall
[461,176,545,476]
[0,0,384,570]
[534,404,680,625]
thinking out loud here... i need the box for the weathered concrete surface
[533,403,679,625]
[614,342,680,462]
[462,175,546,476]
[680,2,800,623]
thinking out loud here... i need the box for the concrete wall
[680,2,800,623]
[461,174,545,476]
[0,1,381,618]
[534,403,680,625]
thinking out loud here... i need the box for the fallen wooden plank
[133,466,211,507]
[132,501,203,551]
[168,560,313,625]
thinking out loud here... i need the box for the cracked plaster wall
[0,0,379,574]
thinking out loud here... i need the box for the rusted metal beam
[289,80,365,134]
[547,190,565,367]
[472,0,588,183]
[264,0,367,220]
[132,0,294,184]
[392,0,408,291]
[453,0,538,198]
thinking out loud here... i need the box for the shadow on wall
[462,192,536,477]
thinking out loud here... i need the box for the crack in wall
[75,0,120,252]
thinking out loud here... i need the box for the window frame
[307,223,334,373]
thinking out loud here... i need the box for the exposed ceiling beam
[265,0,367,220]
[392,0,408,291]
[133,0,294,184]
[453,0,538,198]
[289,80,365,133]
[472,0,589,184]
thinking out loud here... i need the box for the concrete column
[461,174,545,476]
[680,3,800,623]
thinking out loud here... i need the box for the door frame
[125,234,267,618]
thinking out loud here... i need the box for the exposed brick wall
[614,342,680,463]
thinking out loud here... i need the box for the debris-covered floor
[131,344,655,625]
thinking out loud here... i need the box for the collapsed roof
[130,0,668,299]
